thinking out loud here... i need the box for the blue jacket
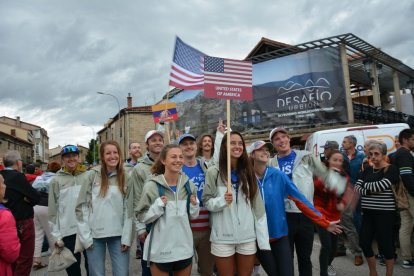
[258,166,329,239]
[343,151,365,185]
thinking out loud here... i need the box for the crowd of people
[0,123,413,276]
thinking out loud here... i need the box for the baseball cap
[144,130,164,143]
[61,145,79,156]
[247,140,274,154]
[269,127,288,141]
[177,134,196,145]
[321,141,339,150]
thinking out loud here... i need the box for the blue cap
[61,145,79,156]
[177,134,196,144]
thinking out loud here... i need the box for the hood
[148,172,189,189]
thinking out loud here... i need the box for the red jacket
[313,174,353,222]
[0,206,21,276]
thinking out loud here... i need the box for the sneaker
[327,265,337,276]
[402,259,414,269]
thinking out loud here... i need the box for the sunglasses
[61,145,79,155]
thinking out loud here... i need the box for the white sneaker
[41,249,51,257]
[327,265,337,276]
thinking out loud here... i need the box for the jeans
[63,234,89,276]
[257,236,294,276]
[86,236,129,276]
[13,218,35,276]
[317,226,337,276]
[287,213,314,276]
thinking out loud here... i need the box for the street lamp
[97,92,122,138]
[82,125,96,165]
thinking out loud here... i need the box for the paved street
[31,234,412,275]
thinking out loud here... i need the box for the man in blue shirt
[178,133,214,276]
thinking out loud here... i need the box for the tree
[85,139,99,165]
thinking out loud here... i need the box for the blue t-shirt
[182,161,205,206]
[169,185,177,193]
[277,151,296,180]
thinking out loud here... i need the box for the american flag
[169,37,204,90]
[204,56,252,100]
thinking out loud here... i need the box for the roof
[0,130,34,146]
[245,33,414,91]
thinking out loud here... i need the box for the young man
[269,127,346,276]
[131,130,164,276]
[393,128,414,269]
[124,142,142,175]
[0,150,40,276]
[179,133,214,276]
[124,141,143,259]
[48,145,90,276]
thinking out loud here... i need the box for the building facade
[0,116,49,164]
[97,94,155,158]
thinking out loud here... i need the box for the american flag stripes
[169,37,204,90]
[204,56,253,100]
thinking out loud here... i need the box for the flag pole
[226,99,232,193]
[164,90,171,144]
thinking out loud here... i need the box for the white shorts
[211,241,257,257]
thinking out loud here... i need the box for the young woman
[314,150,354,276]
[248,140,342,276]
[76,141,133,276]
[0,174,21,276]
[137,144,199,276]
[355,142,399,276]
[202,132,270,276]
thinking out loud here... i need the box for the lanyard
[255,168,268,205]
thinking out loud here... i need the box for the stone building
[0,116,49,165]
[97,94,154,158]
[0,130,34,165]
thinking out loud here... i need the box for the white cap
[144,130,164,143]
[247,140,274,154]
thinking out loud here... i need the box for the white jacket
[75,167,133,249]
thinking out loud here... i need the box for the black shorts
[153,257,192,272]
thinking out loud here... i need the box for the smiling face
[62,153,79,172]
[179,138,197,159]
[103,144,120,172]
[129,142,142,160]
[146,134,164,155]
[230,134,244,160]
[162,147,184,174]
[328,152,344,170]
[201,136,213,152]
[271,132,291,156]
[251,147,270,164]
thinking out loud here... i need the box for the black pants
[140,241,152,276]
[63,234,89,276]
[359,209,396,260]
[257,236,294,276]
[317,225,337,276]
[287,212,314,276]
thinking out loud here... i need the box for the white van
[304,123,410,160]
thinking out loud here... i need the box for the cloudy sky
[1,0,413,148]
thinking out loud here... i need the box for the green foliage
[85,139,99,165]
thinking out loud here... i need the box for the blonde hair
[0,175,7,204]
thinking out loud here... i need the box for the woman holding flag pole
[202,129,270,276]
